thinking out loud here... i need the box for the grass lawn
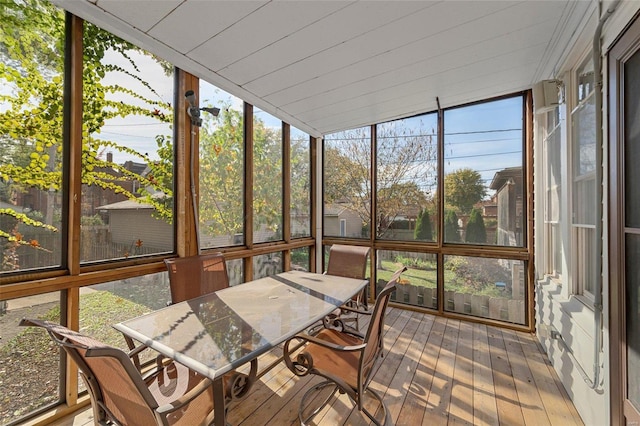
[0,291,152,424]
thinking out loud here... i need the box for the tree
[444,168,486,215]
[198,106,244,242]
[414,208,433,241]
[252,114,284,240]
[465,207,487,243]
[198,106,309,244]
[323,128,372,236]
[324,119,437,238]
[1,0,173,263]
[445,210,460,242]
[377,181,428,237]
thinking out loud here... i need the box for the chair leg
[299,381,339,425]
[360,387,390,426]
[298,380,389,426]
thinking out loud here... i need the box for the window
[324,127,371,239]
[323,94,530,324]
[571,56,596,299]
[198,82,245,248]
[0,1,65,272]
[81,24,174,262]
[543,106,564,277]
[0,292,62,423]
[291,246,310,271]
[376,114,438,242]
[253,108,282,244]
[253,252,283,279]
[290,127,311,238]
[79,273,170,392]
[376,250,437,309]
[444,97,524,247]
[444,255,526,324]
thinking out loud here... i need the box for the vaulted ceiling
[51,0,593,137]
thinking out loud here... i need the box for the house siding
[534,2,640,425]
[324,208,363,238]
[108,209,173,251]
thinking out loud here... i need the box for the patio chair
[165,252,229,304]
[283,266,407,426]
[163,252,257,402]
[19,318,216,426]
[310,244,371,334]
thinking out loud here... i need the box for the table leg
[213,377,227,426]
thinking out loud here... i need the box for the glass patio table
[113,270,368,426]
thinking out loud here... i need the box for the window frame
[570,53,597,302]
[323,92,534,328]
[542,106,564,279]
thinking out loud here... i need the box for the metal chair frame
[20,318,216,426]
[283,267,407,426]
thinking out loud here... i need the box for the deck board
[473,322,499,425]
[488,326,526,425]
[426,317,459,425]
[47,308,584,426]
[449,320,474,425]
[503,328,552,426]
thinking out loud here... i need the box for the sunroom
[1,1,639,425]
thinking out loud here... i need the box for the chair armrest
[286,332,366,353]
[283,332,366,378]
[155,376,213,415]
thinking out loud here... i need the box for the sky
[93,48,522,197]
[95,48,285,164]
[94,50,174,164]
[325,95,524,197]
[443,96,523,189]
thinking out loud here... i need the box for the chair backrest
[165,252,229,303]
[325,244,370,279]
[19,318,159,425]
[360,266,407,383]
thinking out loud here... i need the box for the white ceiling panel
[281,37,550,117]
[300,45,546,130]
[188,1,353,71]
[148,1,268,54]
[50,0,597,137]
[95,0,182,33]
[217,1,434,85]
[263,10,560,109]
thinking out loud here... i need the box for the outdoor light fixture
[184,90,220,127]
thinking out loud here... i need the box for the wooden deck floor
[48,308,583,426]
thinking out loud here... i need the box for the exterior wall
[108,209,172,251]
[324,208,363,238]
[534,3,640,425]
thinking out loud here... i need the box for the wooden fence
[379,280,525,325]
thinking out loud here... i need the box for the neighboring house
[98,197,172,252]
[384,205,421,237]
[477,196,498,243]
[490,167,524,247]
[324,202,364,238]
[84,152,148,218]
[11,152,148,223]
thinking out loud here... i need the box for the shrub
[444,210,460,242]
[465,208,486,243]
[414,209,433,241]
